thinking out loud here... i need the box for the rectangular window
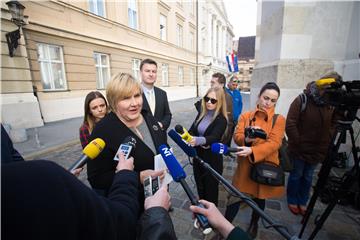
[249,67,253,74]
[178,66,184,86]
[190,68,195,85]
[89,0,106,17]
[189,32,194,51]
[128,0,138,29]
[132,58,141,81]
[160,14,167,41]
[161,63,169,86]
[176,24,183,47]
[94,53,111,89]
[37,43,67,91]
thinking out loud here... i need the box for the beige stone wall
[1,4,43,129]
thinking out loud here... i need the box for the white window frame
[190,68,195,85]
[94,53,111,89]
[89,0,106,17]
[178,66,184,86]
[132,58,141,81]
[37,43,67,91]
[161,63,169,86]
[160,14,167,41]
[128,0,138,30]
[176,24,183,47]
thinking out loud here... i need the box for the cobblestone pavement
[28,97,360,240]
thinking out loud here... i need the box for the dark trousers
[225,198,266,223]
[193,153,223,206]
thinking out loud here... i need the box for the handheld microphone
[158,144,212,234]
[68,138,105,172]
[114,136,136,161]
[168,129,197,158]
[174,124,193,142]
[211,143,241,155]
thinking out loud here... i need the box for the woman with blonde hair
[188,87,228,206]
[87,73,166,204]
[79,91,108,149]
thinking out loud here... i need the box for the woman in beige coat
[224,82,285,239]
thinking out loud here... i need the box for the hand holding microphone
[175,124,193,143]
[158,144,212,234]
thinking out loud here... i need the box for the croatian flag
[226,53,239,73]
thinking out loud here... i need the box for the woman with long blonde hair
[188,86,228,206]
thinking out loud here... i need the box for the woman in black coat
[87,73,167,212]
[189,87,228,205]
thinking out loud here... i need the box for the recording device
[68,138,105,172]
[114,136,136,161]
[144,176,160,198]
[211,143,242,155]
[158,144,212,234]
[245,127,267,139]
[175,124,193,142]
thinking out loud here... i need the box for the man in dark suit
[140,58,172,131]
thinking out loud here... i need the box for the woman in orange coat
[224,82,285,239]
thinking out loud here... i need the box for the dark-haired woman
[188,87,228,206]
[79,91,108,149]
[224,82,285,238]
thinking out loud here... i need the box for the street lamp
[5,1,26,57]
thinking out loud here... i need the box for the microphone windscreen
[211,143,228,154]
[175,124,185,134]
[158,144,186,182]
[168,129,197,157]
[83,138,105,159]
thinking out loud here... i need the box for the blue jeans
[287,158,317,206]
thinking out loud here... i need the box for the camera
[245,127,267,139]
[321,79,360,109]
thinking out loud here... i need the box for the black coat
[189,101,227,165]
[87,110,167,196]
[142,86,172,131]
[2,160,139,240]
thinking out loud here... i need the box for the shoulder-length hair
[106,72,142,112]
[196,87,228,124]
[83,91,108,133]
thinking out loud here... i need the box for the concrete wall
[253,1,360,116]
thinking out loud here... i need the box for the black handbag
[250,161,285,186]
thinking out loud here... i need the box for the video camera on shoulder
[245,127,267,139]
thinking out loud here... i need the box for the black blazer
[188,101,227,168]
[87,110,167,192]
[142,86,172,131]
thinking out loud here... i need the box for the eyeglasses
[204,96,218,104]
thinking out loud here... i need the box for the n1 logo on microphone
[160,146,172,157]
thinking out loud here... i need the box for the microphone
[174,124,193,143]
[211,143,241,155]
[68,138,105,172]
[168,129,197,158]
[158,144,212,234]
[315,77,336,87]
[114,136,136,160]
